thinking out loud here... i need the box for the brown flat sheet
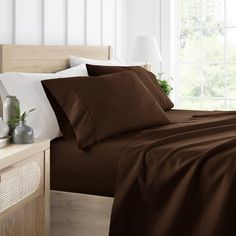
[109,111,236,236]
[166,109,222,123]
[50,109,221,197]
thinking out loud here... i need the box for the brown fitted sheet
[50,109,211,197]
[50,133,136,197]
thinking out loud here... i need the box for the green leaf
[8,118,20,125]
[12,106,36,122]
[14,103,20,117]
[157,79,173,96]
[27,108,36,114]
[21,112,27,121]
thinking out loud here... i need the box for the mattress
[50,109,212,197]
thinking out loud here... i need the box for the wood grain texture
[51,191,114,236]
[0,45,3,73]
[0,100,2,118]
[15,208,24,236]
[0,195,45,236]
[44,149,50,236]
[1,214,16,236]
[0,139,50,169]
[0,44,111,73]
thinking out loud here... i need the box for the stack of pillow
[0,55,174,148]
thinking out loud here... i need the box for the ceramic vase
[12,121,34,144]
[3,95,20,135]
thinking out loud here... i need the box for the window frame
[168,0,236,110]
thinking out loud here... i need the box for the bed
[50,109,209,197]
[1,45,236,236]
[49,109,213,236]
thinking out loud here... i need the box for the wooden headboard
[0,44,112,73]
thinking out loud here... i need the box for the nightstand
[0,139,50,236]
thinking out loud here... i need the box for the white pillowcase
[56,63,88,77]
[0,81,8,99]
[0,64,88,140]
[70,55,126,67]
[0,72,59,140]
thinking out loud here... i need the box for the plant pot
[12,121,34,144]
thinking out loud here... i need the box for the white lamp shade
[131,36,162,63]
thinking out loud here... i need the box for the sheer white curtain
[159,0,177,105]
[166,0,236,110]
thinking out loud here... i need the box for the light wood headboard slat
[0,45,112,73]
[0,46,2,72]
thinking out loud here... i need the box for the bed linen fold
[110,112,236,236]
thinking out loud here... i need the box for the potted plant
[9,104,35,144]
[156,72,173,96]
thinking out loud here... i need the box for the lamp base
[142,64,152,72]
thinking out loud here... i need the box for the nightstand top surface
[0,139,50,169]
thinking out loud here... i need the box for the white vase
[0,117,9,138]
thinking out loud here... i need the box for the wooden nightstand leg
[44,149,50,236]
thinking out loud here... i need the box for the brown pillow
[42,83,76,139]
[86,64,174,111]
[42,71,171,148]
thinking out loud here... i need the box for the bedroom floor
[50,191,113,236]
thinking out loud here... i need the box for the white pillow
[56,64,88,77]
[0,81,8,101]
[0,64,89,140]
[70,55,126,67]
[0,72,59,140]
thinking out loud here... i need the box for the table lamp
[131,35,162,71]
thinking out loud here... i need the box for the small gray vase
[12,121,34,144]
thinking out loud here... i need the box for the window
[176,0,236,110]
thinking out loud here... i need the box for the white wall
[0,0,173,69]
[124,0,160,71]
[124,0,174,74]
[0,0,123,58]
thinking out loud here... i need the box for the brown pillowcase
[86,64,174,111]
[42,71,171,148]
[42,84,76,139]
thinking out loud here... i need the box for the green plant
[156,72,173,96]
[8,104,35,125]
